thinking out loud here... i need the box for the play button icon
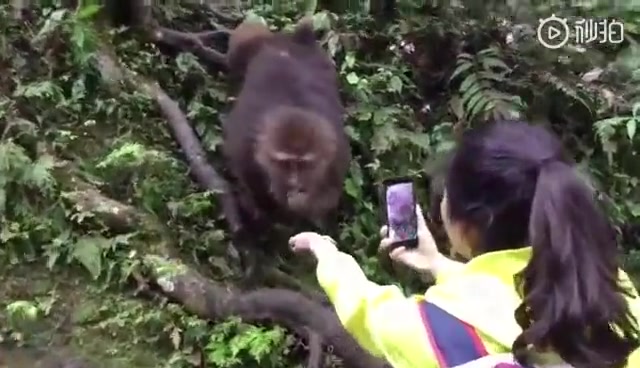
[548,26,561,39]
[537,14,570,49]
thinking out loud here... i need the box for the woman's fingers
[414,205,439,259]
[379,225,393,247]
[289,232,315,251]
[288,234,298,248]
[290,232,339,255]
[378,226,391,252]
[321,235,337,245]
[389,246,406,261]
[379,238,392,252]
[415,205,428,232]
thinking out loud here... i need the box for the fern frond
[450,47,524,123]
[538,72,593,113]
[593,115,640,165]
[22,155,56,194]
[0,142,32,176]
[0,142,57,196]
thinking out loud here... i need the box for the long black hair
[444,121,639,368]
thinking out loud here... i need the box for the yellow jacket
[314,247,640,368]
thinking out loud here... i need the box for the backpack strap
[451,353,528,368]
[418,300,489,367]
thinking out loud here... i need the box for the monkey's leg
[228,219,259,286]
[222,190,261,283]
[240,249,260,287]
[220,185,248,235]
[234,217,275,288]
[243,249,271,287]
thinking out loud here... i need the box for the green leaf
[34,9,67,40]
[481,57,510,71]
[370,124,397,152]
[72,236,105,280]
[0,187,6,214]
[327,32,340,57]
[346,72,359,85]
[312,10,331,28]
[76,4,102,20]
[459,74,478,93]
[388,76,403,93]
[345,53,356,68]
[344,177,360,198]
[6,301,38,320]
[50,9,68,21]
[26,154,55,188]
[401,131,430,149]
[448,95,464,119]
[450,60,473,81]
[344,125,360,141]
[627,119,637,141]
[244,12,267,25]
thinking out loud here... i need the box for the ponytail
[512,161,640,368]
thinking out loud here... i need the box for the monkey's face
[265,150,331,215]
[254,107,340,219]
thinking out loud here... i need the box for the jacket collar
[463,247,531,286]
[435,247,532,287]
[462,246,638,298]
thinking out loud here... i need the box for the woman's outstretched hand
[289,232,338,258]
[379,205,439,273]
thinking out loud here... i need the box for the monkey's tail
[292,16,316,45]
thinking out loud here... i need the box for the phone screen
[385,182,418,243]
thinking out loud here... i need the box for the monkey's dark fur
[222,19,350,239]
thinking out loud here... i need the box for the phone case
[379,176,419,249]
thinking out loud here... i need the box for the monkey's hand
[289,232,338,258]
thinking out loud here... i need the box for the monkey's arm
[313,248,439,367]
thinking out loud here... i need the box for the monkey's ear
[292,16,317,45]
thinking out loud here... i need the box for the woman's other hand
[379,205,439,272]
[289,232,338,258]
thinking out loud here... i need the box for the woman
[289,121,640,368]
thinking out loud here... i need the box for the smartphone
[380,177,419,249]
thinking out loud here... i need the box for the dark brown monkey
[226,20,273,87]
[222,17,350,240]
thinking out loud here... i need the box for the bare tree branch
[207,5,243,24]
[95,47,242,233]
[106,0,231,70]
[148,27,228,69]
[148,259,389,368]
